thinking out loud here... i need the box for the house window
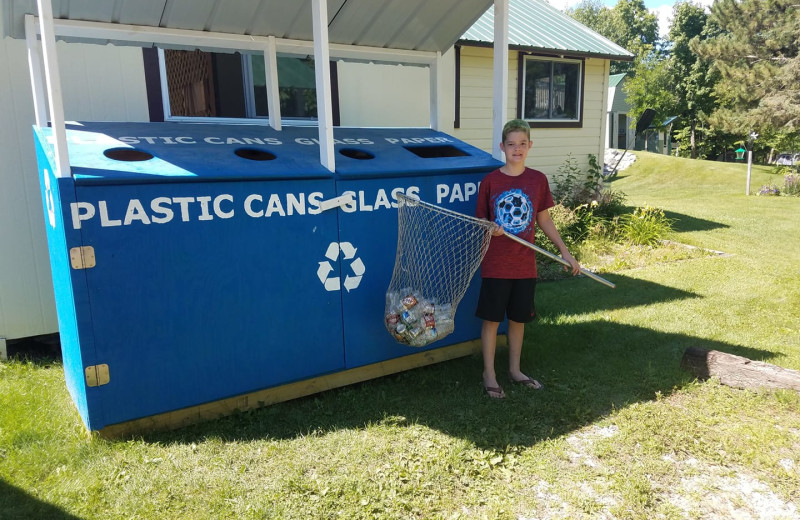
[519,55,582,126]
[148,48,335,124]
[246,54,317,119]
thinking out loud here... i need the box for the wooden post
[681,346,800,392]
[746,150,752,196]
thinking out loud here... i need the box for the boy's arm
[536,209,580,275]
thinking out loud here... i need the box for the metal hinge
[85,364,110,387]
[70,246,96,269]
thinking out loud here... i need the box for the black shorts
[475,278,537,323]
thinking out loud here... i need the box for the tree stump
[681,346,800,393]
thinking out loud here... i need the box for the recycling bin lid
[36,122,334,185]
[332,127,503,179]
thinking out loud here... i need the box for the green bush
[552,154,604,208]
[590,189,628,220]
[620,205,675,246]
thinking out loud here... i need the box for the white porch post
[429,51,442,130]
[24,14,47,128]
[264,35,282,131]
[35,0,70,178]
[311,0,335,172]
[492,0,509,161]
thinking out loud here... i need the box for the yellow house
[453,0,634,176]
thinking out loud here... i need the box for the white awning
[8,0,510,175]
[2,0,494,54]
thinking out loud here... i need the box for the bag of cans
[385,288,455,347]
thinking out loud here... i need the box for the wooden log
[681,346,800,392]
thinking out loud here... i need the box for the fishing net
[385,194,495,347]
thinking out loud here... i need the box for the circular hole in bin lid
[339,148,374,160]
[103,148,154,162]
[235,148,277,161]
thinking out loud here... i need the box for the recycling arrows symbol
[317,241,365,292]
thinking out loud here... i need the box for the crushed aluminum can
[423,314,435,329]
[407,326,423,339]
[402,294,418,309]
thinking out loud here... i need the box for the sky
[547,0,715,37]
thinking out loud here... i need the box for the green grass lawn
[2,152,799,519]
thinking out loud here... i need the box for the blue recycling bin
[34,122,502,433]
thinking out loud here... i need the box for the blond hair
[502,119,531,142]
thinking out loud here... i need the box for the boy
[475,119,580,399]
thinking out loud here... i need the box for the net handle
[397,193,616,289]
[398,193,495,231]
[502,231,616,289]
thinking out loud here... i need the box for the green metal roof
[609,73,627,87]
[460,0,634,61]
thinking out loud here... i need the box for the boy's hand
[562,251,581,276]
[490,222,504,236]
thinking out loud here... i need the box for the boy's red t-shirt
[475,167,555,279]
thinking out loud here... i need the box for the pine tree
[694,0,800,134]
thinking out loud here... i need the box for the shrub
[552,154,582,206]
[585,154,603,196]
[590,189,628,220]
[535,203,596,252]
[757,184,781,196]
[783,174,800,197]
[620,205,675,246]
[552,154,603,208]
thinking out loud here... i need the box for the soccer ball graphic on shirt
[495,189,532,234]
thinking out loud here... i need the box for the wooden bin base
[97,336,503,438]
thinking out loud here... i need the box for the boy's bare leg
[508,319,542,388]
[481,320,504,397]
[507,319,527,381]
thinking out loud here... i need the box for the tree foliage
[668,1,720,157]
[567,0,659,74]
[622,51,675,126]
[694,0,800,134]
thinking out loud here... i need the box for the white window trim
[156,49,322,127]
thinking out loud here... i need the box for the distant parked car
[775,153,798,166]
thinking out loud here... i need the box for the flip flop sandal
[483,385,506,399]
[511,378,543,390]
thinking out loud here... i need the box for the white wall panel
[0,37,148,340]
[338,61,430,127]
[337,48,455,131]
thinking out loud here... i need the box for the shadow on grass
[138,274,776,451]
[5,333,63,365]
[608,205,729,235]
[0,480,82,520]
[663,210,729,233]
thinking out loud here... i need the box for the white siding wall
[336,47,455,131]
[337,62,430,127]
[453,46,610,180]
[0,38,148,340]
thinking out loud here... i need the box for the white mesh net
[385,194,495,347]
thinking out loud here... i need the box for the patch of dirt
[518,424,799,520]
